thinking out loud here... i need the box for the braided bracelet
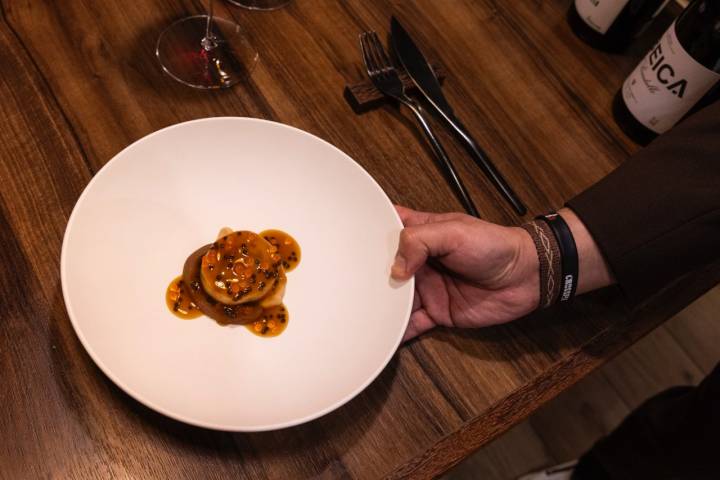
[520,220,563,308]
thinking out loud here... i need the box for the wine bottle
[568,0,672,52]
[614,0,720,145]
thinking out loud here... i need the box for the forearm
[558,207,615,295]
[567,101,720,305]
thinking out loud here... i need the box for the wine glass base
[156,15,259,89]
[226,0,291,11]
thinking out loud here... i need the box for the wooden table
[2,1,718,478]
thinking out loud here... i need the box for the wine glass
[156,0,259,89]
[227,0,291,11]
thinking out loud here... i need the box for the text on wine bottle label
[622,22,720,134]
[574,0,629,34]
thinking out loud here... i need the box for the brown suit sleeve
[566,102,720,305]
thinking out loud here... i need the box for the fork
[359,31,479,217]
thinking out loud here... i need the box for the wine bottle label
[622,22,720,134]
[574,0,630,34]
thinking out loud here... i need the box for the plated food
[166,228,301,337]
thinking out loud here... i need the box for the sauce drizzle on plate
[165,276,203,319]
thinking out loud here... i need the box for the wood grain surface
[0,1,715,479]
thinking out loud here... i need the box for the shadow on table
[48,285,395,478]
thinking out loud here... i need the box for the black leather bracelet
[537,213,578,303]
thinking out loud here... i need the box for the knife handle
[447,118,527,216]
[401,99,480,217]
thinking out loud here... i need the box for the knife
[390,17,527,216]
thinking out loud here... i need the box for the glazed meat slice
[200,231,282,305]
[183,244,263,325]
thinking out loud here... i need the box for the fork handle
[401,98,479,217]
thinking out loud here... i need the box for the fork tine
[359,32,376,74]
[359,32,368,67]
[367,32,387,75]
[369,32,392,71]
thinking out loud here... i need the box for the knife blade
[390,17,527,216]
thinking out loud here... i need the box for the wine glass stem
[202,0,217,51]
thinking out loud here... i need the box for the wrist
[521,207,614,308]
[558,208,615,294]
[513,226,541,311]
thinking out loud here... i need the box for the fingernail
[391,254,407,278]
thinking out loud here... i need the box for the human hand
[392,206,540,341]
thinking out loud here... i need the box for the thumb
[391,222,458,280]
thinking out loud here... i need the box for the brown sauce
[165,276,202,319]
[247,304,289,337]
[259,229,301,272]
[166,229,300,338]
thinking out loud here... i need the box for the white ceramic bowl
[61,117,413,431]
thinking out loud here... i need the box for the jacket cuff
[566,102,720,305]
